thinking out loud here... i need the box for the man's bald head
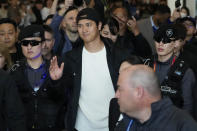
[116,65,161,119]
[124,65,161,98]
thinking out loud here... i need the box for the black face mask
[20,40,41,46]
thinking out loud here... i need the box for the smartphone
[175,0,181,8]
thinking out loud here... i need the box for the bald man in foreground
[115,65,197,131]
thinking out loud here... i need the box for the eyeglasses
[154,37,175,44]
[20,40,41,46]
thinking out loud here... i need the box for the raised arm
[50,0,59,15]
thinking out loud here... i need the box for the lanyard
[126,119,133,131]
[153,56,176,72]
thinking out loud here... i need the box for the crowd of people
[0,0,197,131]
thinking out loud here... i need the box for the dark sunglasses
[154,37,175,44]
[20,40,41,46]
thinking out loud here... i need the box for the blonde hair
[0,44,13,70]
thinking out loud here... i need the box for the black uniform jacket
[0,69,26,131]
[10,60,66,130]
[60,37,131,130]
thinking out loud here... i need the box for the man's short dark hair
[177,16,196,27]
[63,6,78,17]
[43,25,54,38]
[74,0,83,7]
[108,0,123,5]
[121,55,143,65]
[102,17,119,35]
[0,18,17,31]
[155,4,171,14]
[44,14,54,23]
[110,5,130,18]
[174,23,187,40]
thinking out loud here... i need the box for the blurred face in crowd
[8,0,18,6]
[21,37,42,60]
[112,7,128,35]
[0,23,17,50]
[174,39,185,55]
[155,39,175,58]
[36,3,43,10]
[41,31,54,56]
[46,0,53,8]
[180,8,188,18]
[78,19,101,44]
[183,20,196,37]
[155,13,170,27]
[62,9,78,33]
[0,53,6,69]
[101,24,118,43]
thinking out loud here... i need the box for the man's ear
[136,86,144,99]
[98,21,102,31]
[194,28,197,35]
[60,21,65,29]
[51,39,55,47]
[16,27,19,41]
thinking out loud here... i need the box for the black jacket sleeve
[1,70,27,131]
[132,33,152,58]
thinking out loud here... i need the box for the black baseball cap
[154,24,176,44]
[18,25,44,41]
[76,8,101,24]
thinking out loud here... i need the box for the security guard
[10,25,66,131]
[144,24,196,115]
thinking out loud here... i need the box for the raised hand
[58,0,73,15]
[49,56,64,80]
[65,0,73,9]
[170,8,181,22]
[127,16,140,36]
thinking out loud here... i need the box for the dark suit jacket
[61,37,131,130]
[137,17,155,54]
